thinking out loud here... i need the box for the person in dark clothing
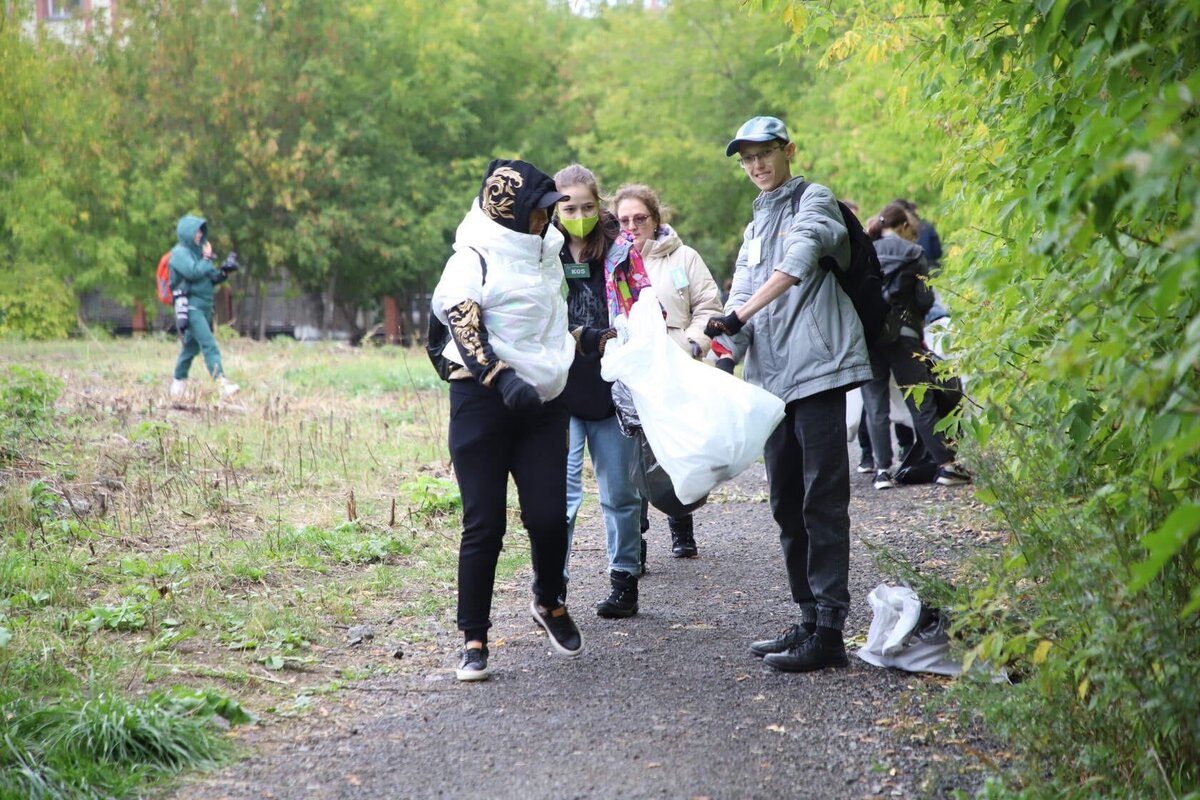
[430,159,583,682]
[896,198,943,271]
[860,201,970,489]
[554,163,645,620]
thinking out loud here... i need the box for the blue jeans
[565,415,643,579]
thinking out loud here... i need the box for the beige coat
[638,225,723,355]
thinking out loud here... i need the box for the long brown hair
[553,164,614,263]
[866,201,917,241]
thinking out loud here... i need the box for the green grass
[0,338,539,797]
[0,686,242,800]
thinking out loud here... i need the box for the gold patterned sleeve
[445,299,508,385]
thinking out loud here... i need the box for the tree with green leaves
[0,8,172,338]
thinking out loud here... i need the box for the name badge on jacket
[564,262,590,280]
[671,267,689,291]
[748,237,762,267]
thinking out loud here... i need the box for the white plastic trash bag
[846,382,913,443]
[601,287,785,505]
[845,385,864,442]
[856,584,962,676]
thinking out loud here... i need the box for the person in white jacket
[612,183,723,558]
[430,159,583,682]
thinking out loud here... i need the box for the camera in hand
[220,251,240,273]
[172,290,189,333]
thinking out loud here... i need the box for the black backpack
[791,182,899,346]
[426,248,487,381]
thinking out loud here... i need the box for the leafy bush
[927,2,1200,796]
[754,0,1199,795]
[0,275,77,341]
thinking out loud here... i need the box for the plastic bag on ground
[601,287,785,505]
[856,584,962,676]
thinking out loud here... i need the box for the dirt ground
[167,453,998,800]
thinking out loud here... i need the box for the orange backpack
[155,252,173,305]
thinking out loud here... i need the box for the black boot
[669,515,697,558]
[595,570,639,618]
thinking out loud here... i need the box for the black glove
[688,340,703,360]
[715,358,736,375]
[494,368,541,411]
[579,326,617,356]
[704,311,744,338]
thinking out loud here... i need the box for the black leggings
[449,380,569,643]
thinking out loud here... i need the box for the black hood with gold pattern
[478,159,567,234]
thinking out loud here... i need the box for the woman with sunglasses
[612,183,723,559]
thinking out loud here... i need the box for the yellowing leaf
[1077,678,1090,701]
[1033,639,1053,664]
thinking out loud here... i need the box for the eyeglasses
[737,145,784,168]
[618,214,652,228]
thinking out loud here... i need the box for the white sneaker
[218,377,240,398]
[170,379,187,399]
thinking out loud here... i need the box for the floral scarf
[603,231,653,321]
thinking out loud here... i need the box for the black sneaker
[763,633,849,673]
[529,601,584,657]
[856,456,875,474]
[748,623,814,658]
[936,463,972,486]
[873,470,895,490]
[455,646,489,681]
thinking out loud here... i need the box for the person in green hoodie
[168,215,239,400]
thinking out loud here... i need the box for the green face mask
[560,214,599,239]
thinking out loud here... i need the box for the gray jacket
[724,176,872,403]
